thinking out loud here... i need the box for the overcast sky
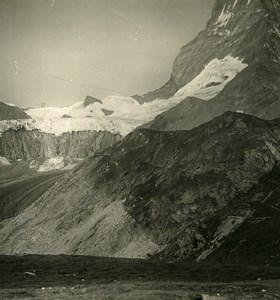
[0,0,214,108]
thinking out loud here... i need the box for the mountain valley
[1,1,280,297]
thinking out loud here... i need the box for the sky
[0,0,214,108]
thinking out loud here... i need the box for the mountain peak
[83,95,102,107]
[204,111,269,133]
[136,0,280,103]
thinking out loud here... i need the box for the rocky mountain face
[0,128,121,163]
[0,101,30,121]
[135,0,280,129]
[1,0,280,268]
[141,97,225,131]
[1,112,280,265]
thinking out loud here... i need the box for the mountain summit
[135,0,280,126]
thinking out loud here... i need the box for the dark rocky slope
[0,101,30,120]
[1,112,280,265]
[202,166,280,266]
[83,95,102,106]
[0,128,121,162]
[141,97,225,131]
[135,0,280,128]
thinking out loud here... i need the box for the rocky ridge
[0,101,30,121]
[1,112,280,265]
[0,128,121,170]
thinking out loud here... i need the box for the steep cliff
[0,128,121,163]
[1,112,280,265]
[135,0,280,128]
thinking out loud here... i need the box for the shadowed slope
[1,112,280,264]
[0,101,30,121]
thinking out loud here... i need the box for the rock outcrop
[0,128,121,162]
[1,112,280,265]
[83,95,102,107]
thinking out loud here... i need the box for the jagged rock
[84,95,102,107]
[0,128,121,161]
[57,130,121,159]
[101,108,114,116]
[61,114,72,118]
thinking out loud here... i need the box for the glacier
[1,56,248,137]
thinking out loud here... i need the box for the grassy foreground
[0,255,280,299]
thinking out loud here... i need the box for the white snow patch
[38,157,64,172]
[215,5,233,29]
[29,160,36,169]
[26,106,70,120]
[233,0,238,8]
[0,156,11,166]
[273,25,280,37]
[174,55,248,100]
[5,102,16,107]
[247,0,251,5]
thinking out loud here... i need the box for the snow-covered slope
[37,157,64,172]
[0,117,143,137]
[19,55,247,136]
[0,156,10,166]
[26,97,141,120]
[174,56,248,100]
